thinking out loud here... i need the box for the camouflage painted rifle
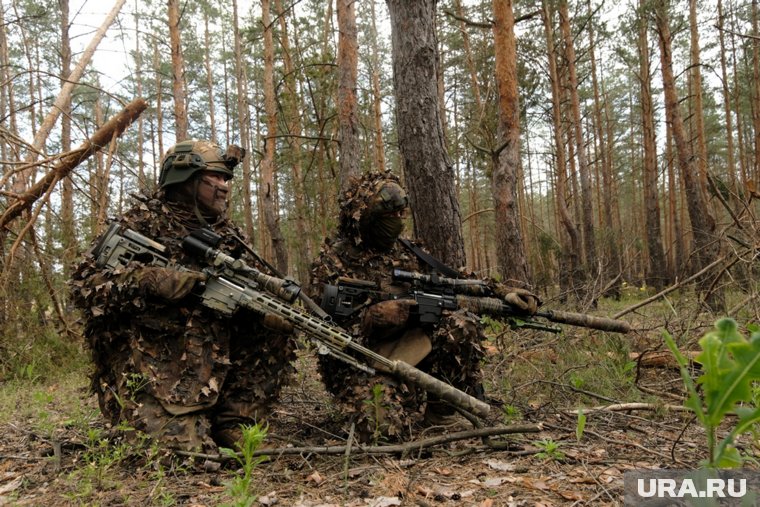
[321,269,631,334]
[90,223,491,417]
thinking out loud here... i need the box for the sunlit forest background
[0,0,758,377]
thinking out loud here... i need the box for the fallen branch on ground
[566,403,692,415]
[629,350,700,369]
[174,423,543,461]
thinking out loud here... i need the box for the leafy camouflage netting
[70,191,296,452]
[310,172,485,441]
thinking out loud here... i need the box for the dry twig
[174,423,543,461]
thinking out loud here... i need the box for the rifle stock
[90,223,491,418]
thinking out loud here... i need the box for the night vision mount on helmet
[159,139,246,189]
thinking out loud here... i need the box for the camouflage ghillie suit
[310,171,485,441]
[71,141,296,453]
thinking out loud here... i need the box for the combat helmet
[159,139,245,188]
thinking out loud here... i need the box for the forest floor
[0,288,757,506]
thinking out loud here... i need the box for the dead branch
[612,254,729,319]
[174,423,543,461]
[629,350,700,369]
[566,403,692,415]
[25,0,127,162]
[0,98,147,232]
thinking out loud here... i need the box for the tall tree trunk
[369,0,386,173]
[154,41,165,160]
[232,0,255,242]
[168,0,188,140]
[134,4,146,189]
[275,0,312,284]
[753,0,760,183]
[387,0,466,268]
[455,0,484,273]
[730,7,748,186]
[261,0,288,273]
[559,0,596,286]
[491,0,530,284]
[689,0,710,199]
[542,0,581,299]
[587,0,621,297]
[655,0,722,309]
[717,0,737,193]
[59,0,75,279]
[204,9,218,144]
[638,0,668,290]
[337,0,360,189]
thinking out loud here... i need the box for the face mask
[362,215,404,250]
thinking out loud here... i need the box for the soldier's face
[196,171,230,217]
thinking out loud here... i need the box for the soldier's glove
[497,287,541,315]
[261,314,294,334]
[361,299,416,339]
[134,267,207,301]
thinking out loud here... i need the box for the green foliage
[220,424,269,507]
[576,409,586,442]
[501,403,522,424]
[534,438,565,461]
[363,383,388,444]
[664,318,760,467]
[1,319,86,384]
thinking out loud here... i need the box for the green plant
[220,424,268,507]
[534,438,565,460]
[501,404,521,424]
[481,315,504,335]
[363,383,387,444]
[664,318,760,467]
[576,409,586,441]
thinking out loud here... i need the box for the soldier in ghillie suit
[310,171,539,441]
[70,140,296,453]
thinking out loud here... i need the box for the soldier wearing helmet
[310,171,539,441]
[71,139,296,458]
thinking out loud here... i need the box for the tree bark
[386,0,466,268]
[261,0,289,273]
[369,0,386,173]
[275,0,313,284]
[587,0,621,297]
[204,9,218,144]
[59,0,75,279]
[337,0,360,190]
[559,0,596,283]
[168,0,188,140]
[638,0,668,290]
[542,0,581,299]
[491,0,530,284]
[654,0,722,309]
[232,0,255,243]
[717,0,737,193]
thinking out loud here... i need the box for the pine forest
[0,0,760,504]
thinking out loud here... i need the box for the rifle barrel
[538,310,630,334]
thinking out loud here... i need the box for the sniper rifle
[320,269,631,334]
[90,223,491,417]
